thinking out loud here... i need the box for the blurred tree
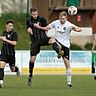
[0,0,32,13]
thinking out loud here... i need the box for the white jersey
[48,20,77,48]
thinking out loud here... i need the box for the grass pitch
[0,75,96,96]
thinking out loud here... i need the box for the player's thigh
[39,37,50,45]
[0,61,6,68]
[30,55,37,63]
[30,42,40,56]
[8,56,15,66]
[8,56,15,71]
[62,46,69,60]
[0,55,7,68]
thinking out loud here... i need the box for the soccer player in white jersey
[34,11,81,88]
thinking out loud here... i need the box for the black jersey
[27,16,47,41]
[1,31,18,56]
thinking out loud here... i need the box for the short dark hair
[6,20,14,24]
[30,8,38,13]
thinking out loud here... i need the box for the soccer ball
[68,6,77,15]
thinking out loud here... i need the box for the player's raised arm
[71,23,82,32]
[34,23,49,31]
[73,27,82,32]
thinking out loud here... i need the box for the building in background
[0,0,32,13]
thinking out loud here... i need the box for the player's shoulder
[51,20,59,24]
[39,16,47,21]
[65,20,73,25]
[66,20,71,24]
[39,16,44,19]
[54,20,59,23]
[12,31,18,35]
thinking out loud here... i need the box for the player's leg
[62,46,72,88]
[0,61,6,88]
[28,55,36,86]
[48,38,64,58]
[94,66,96,80]
[27,41,40,86]
[10,66,20,75]
[63,57,72,88]
[29,55,36,78]
[8,56,20,76]
[39,37,60,55]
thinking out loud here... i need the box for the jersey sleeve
[48,21,55,29]
[26,18,34,29]
[40,17,47,27]
[70,23,78,30]
[11,32,18,41]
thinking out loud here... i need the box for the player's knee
[30,56,36,63]
[48,38,56,44]
[30,59,35,63]
[0,61,6,68]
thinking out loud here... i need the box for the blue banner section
[70,51,92,68]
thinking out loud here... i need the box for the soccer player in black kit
[26,8,64,86]
[0,20,19,88]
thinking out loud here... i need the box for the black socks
[29,62,34,78]
[0,68,4,80]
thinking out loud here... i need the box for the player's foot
[67,84,72,88]
[27,77,32,86]
[57,50,64,58]
[0,80,3,88]
[16,68,20,76]
[94,76,96,80]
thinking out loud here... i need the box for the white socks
[95,66,96,75]
[0,80,3,88]
[66,68,72,85]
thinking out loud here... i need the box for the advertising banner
[21,50,92,75]
[4,50,92,75]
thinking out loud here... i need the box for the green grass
[0,75,96,96]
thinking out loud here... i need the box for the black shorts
[30,37,50,56]
[61,45,69,60]
[0,55,15,66]
[56,39,69,60]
